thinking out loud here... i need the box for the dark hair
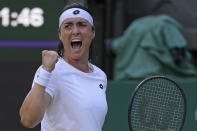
[60,3,91,17]
[57,3,95,60]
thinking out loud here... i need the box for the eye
[64,24,72,29]
[79,22,87,27]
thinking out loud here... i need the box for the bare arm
[19,50,58,128]
[19,83,51,128]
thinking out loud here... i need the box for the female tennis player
[19,3,108,131]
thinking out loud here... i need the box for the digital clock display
[0,7,44,28]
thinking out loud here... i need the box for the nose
[72,25,80,36]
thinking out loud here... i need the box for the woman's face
[59,17,95,62]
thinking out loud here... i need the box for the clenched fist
[42,50,59,72]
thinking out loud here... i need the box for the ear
[92,29,95,39]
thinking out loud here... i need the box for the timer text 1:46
[0,7,44,27]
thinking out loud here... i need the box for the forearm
[19,83,51,128]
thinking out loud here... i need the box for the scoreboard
[0,7,44,28]
[0,0,66,61]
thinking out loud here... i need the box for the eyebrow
[63,22,73,25]
[63,20,88,25]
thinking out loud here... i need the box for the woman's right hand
[42,50,59,72]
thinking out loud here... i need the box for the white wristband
[34,67,51,87]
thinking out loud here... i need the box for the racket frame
[128,76,187,131]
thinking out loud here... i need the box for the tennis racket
[128,76,186,131]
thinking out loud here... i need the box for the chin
[71,56,82,61]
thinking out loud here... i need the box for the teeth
[71,39,81,42]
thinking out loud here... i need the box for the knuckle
[42,50,47,53]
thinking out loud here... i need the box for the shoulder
[90,63,108,90]
[90,63,107,80]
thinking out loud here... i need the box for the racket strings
[130,78,185,131]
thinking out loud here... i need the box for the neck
[63,56,91,73]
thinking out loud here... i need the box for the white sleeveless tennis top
[32,58,108,131]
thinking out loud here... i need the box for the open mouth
[71,40,82,50]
